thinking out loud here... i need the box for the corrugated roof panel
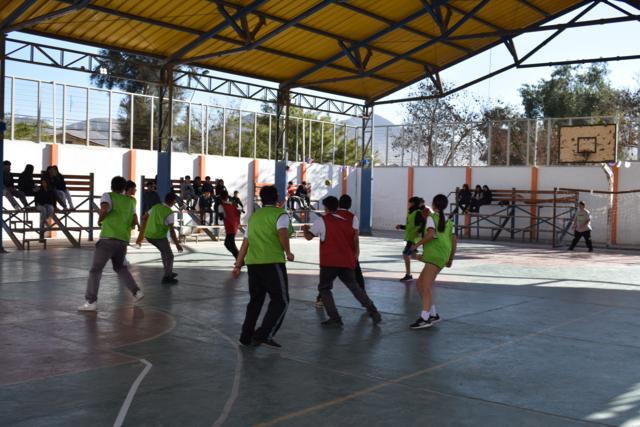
[2,0,589,100]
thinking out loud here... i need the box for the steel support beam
[3,0,90,33]
[359,105,374,235]
[274,89,290,203]
[156,65,174,199]
[0,0,38,30]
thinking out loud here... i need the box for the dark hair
[288,181,293,185]
[579,201,585,207]
[462,184,469,191]
[3,160,10,166]
[205,176,211,180]
[475,185,482,192]
[111,176,127,192]
[23,164,34,174]
[408,196,421,211]
[432,194,448,232]
[339,194,352,209]
[194,176,200,181]
[185,175,191,180]
[260,185,278,205]
[125,180,136,191]
[234,191,239,195]
[322,196,339,212]
[165,192,177,205]
[146,180,156,188]
[482,185,490,191]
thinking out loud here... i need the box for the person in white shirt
[569,201,593,252]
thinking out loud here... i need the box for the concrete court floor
[2,234,640,427]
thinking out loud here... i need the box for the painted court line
[113,359,152,427]
[254,307,612,427]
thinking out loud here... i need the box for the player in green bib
[78,176,143,312]
[409,194,457,329]
[395,197,425,282]
[137,192,183,284]
[232,186,294,348]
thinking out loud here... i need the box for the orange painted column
[612,166,619,245]
[406,167,414,209]
[341,167,348,195]
[198,154,206,179]
[252,159,259,199]
[128,149,136,182]
[49,143,59,166]
[464,166,472,237]
[300,162,307,183]
[530,166,538,240]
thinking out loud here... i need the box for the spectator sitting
[295,183,309,209]
[231,190,245,213]
[456,183,471,213]
[202,176,214,194]
[193,176,203,197]
[198,190,214,225]
[48,165,74,210]
[18,164,37,197]
[481,185,493,205]
[3,160,28,209]
[34,179,58,240]
[180,176,197,209]
[470,185,483,213]
[142,180,161,214]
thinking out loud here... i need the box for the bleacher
[2,173,99,250]
[451,187,578,245]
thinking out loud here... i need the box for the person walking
[569,201,593,252]
[218,190,241,259]
[232,186,294,348]
[303,196,381,326]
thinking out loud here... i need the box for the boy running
[218,190,241,259]
[233,186,294,348]
[395,196,424,281]
[303,196,381,326]
[136,192,183,284]
[569,201,593,252]
[78,176,144,311]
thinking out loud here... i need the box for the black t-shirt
[199,195,213,209]
[34,188,56,206]
[3,170,14,188]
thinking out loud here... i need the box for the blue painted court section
[1,235,640,426]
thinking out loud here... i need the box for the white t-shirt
[100,192,135,214]
[310,213,357,242]
[243,212,290,238]
[163,204,176,226]
[425,216,436,231]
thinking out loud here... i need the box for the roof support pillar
[156,64,174,199]
[0,32,7,252]
[274,89,290,204]
[359,104,374,235]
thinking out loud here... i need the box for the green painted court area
[2,235,640,426]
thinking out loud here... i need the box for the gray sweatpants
[318,267,377,320]
[147,237,174,277]
[85,239,140,303]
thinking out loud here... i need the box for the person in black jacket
[198,190,214,225]
[3,160,28,209]
[142,180,161,214]
[231,190,245,213]
[46,166,74,210]
[481,185,493,206]
[456,184,471,213]
[18,164,36,197]
[34,179,58,239]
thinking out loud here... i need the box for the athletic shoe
[321,317,343,327]
[315,297,324,308]
[428,314,441,324]
[162,276,179,284]
[239,335,252,347]
[171,272,178,278]
[410,317,432,329]
[588,248,594,252]
[252,337,282,348]
[399,274,413,282]
[77,301,97,312]
[134,290,145,303]
[370,310,382,324]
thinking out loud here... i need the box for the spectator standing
[142,180,161,214]
[231,190,245,213]
[218,190,241,259]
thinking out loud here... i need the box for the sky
[4,1,640,125]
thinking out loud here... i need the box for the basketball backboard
[559,124,617,163]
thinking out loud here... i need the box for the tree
[519,63,617,118]
[394,82,483,166]
[90,50,191,150]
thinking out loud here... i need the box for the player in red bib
[218,190,241,259]
[303,196,381,326]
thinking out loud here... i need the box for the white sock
[421,310,430,320]
[430,305,437,316]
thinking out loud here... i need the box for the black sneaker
[171,272,178,278]
[399,274,413,282]
[315,296,324,308]
[321,317,344,327]
[239,335,252,347]
[252,337,281,348]
[428,314,441,324]
[410,317,432,329]
[370,310,382,324]
[161,276,179,284]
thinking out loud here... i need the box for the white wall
[616,163,640,245]
[372,167,408,230]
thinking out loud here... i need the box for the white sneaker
[123,257,131,267]
[78,301,97,312]
[134,290,144,303]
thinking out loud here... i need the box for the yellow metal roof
[1,0,590,101]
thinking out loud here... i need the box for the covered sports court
[2,0,640,426]
[2,237,640,426]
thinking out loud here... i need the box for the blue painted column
[359,166,373,235]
